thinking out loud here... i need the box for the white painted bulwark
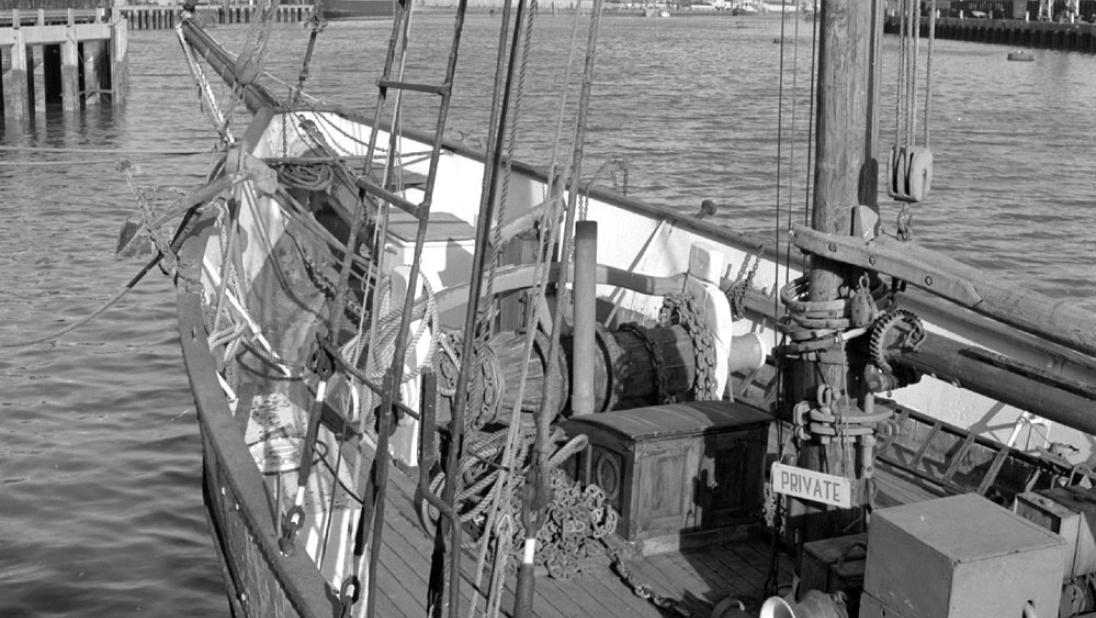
[771,462,852,508]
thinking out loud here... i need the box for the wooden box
[801,532,867,614]
[1015,486,1096,579]
[857,591,899,618]
[863,493,1066,618]
[559,400,770,555]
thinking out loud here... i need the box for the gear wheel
[869,309,926,374]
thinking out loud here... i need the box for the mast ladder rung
[377,79,451,96]
[355,176,426,220]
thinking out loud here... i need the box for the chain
[506,468,618,581]
[418,429,590,546]
[723,245,764,319]
[660,294,720,401]
[603,541,694,617]
[298,250,363,320]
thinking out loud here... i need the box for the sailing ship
[161,0,1096,616]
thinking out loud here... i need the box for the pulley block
[887,145,934,203]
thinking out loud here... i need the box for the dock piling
[62,10,78,111]
[1,7,127,124]
[82,39,100,106]
[31,42,44,113]
[110,16,126,107]
[6,27,29,121]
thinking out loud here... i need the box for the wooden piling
[110,16,126,106]
[31,41,44,113]
[82,39,100,106]
[62,9,78,111]
[5,27,29,121]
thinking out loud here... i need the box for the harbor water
[1,13,1094,616]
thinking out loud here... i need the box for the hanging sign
[771,462,853,508]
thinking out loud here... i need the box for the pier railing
[887,15,1096,54]
[0,2,316,125]
[117,4,313,31]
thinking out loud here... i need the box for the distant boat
[1007,49,1035,61]
[760,0,797,11]
[731,2,759,15]
[323,0,394,20]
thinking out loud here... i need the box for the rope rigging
[291,0,327,106]
[888,0,936,206]
[460,2,545,614]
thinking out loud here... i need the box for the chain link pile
[507,468,618,581]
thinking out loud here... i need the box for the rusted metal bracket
[791,223,1096,358]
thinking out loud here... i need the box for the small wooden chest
[559,400,770,555]
[800,533,867,616]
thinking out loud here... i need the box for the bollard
[572,221,597,416]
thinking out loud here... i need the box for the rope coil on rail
[271,161,335,192]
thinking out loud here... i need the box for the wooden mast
[796,0,879,537]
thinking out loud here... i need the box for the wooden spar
[894,333,1096,434]
[177,19,281,112]
[793,224,1096,359]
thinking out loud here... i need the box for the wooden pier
[888,16,1096,53]
[1,7,126,122]
[118,4,313,31]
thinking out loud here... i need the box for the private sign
[771,462,852,508]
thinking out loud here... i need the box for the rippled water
[1,12,1094,616]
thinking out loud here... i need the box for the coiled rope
[339,274,442,384]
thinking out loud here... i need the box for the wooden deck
[374,462,794,618]
[362,412,957,618]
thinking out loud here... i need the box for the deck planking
[364,438,937,617]
[371,462,789,617]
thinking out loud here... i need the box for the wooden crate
[800,533,867,616]
[559,400,770,555]
[863,493,1066,618]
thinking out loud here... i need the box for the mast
[792,0,880,539]
[810,0,875,425]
